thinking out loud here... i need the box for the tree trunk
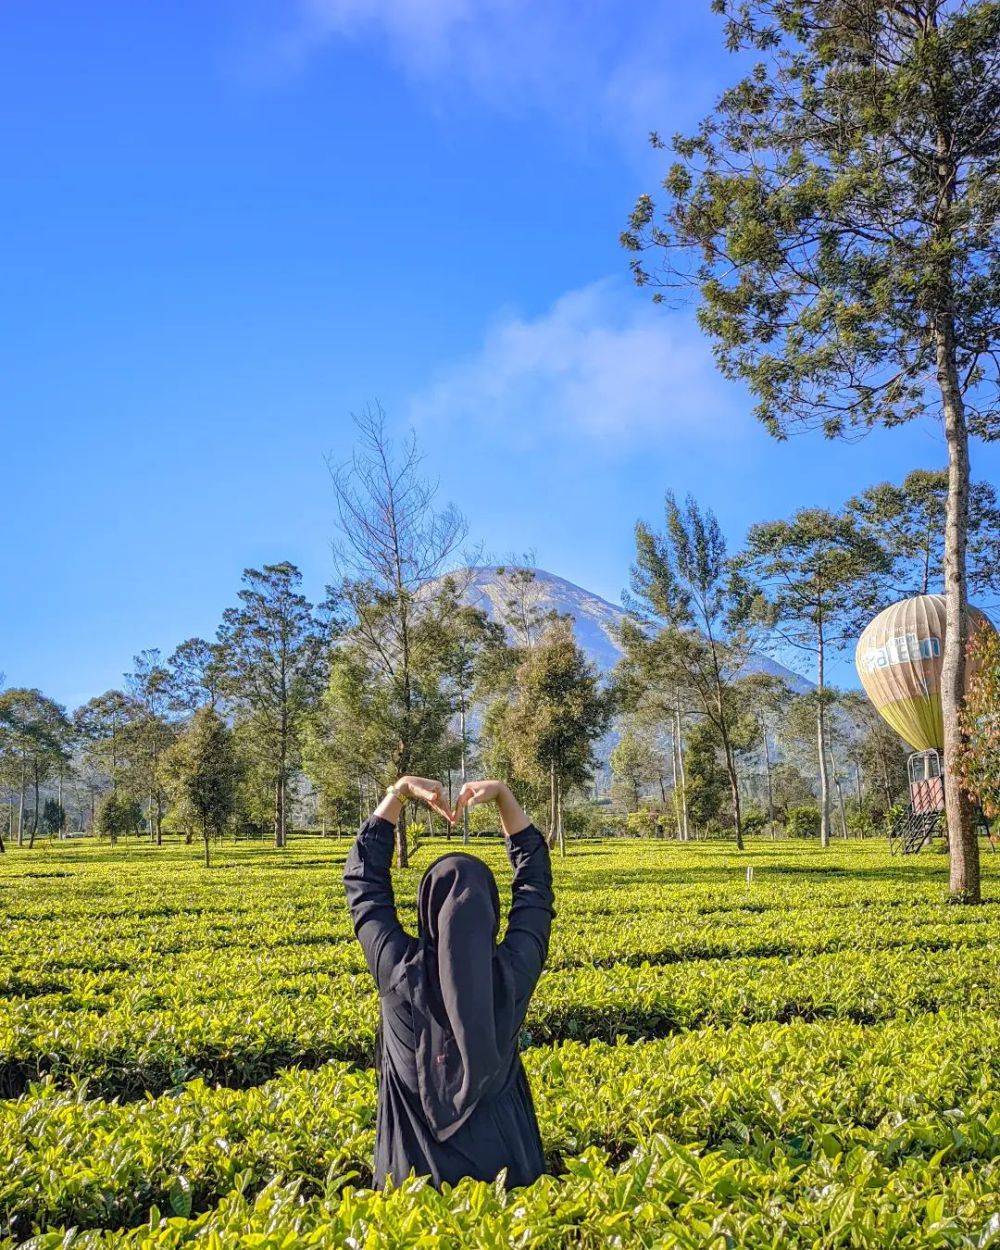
[762,721,776,839]
[669,724,682,839]
[816,624,831,848]
[727,759,744,850]
[548,763,557,849]
[274,775,283,848]
[396,807,409,868]
[204,822,211,868]
[674,705,689,842]
[878,748,893,811]
[557,773,566,858]
[28,761,40,849]
[723,744,744,851]
[922,529,932,596]
[460,698,470,845]
[936,314,979,902]
[835,777,849,839]
[17,753,25,847]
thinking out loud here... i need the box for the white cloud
[408,279,739,446]
[255,1,706,149]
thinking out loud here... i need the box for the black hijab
[403,852,517,1141]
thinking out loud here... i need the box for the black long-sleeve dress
[343,815,554,1189]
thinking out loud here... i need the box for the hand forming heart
[395,776,455,824]
[452,779,506,823]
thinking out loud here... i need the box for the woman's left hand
[395,776,455,824]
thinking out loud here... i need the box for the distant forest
[4,410,1000,859]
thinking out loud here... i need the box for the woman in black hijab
[343,775,554,1190]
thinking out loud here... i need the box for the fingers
[414,779,454,825]
[429,795,455,824]
[452,781,478,823]
[454,780,496,822]
[452,785,469,822]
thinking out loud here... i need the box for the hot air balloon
[855,595,996,845]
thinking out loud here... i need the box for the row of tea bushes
[8,871,1000,987]
[14,1135,1000,1250]
[6,1010,1000,1240]
[9,900,1000,1017]
[6,940,1000,1097]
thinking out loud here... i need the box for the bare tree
[328,404,467,865]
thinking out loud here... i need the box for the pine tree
[509,618,611,856]
[216,563,325,848]
[621,493,760,850]
[739,508,891,846]
[160,707,242,867]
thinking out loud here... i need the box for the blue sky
[4,0,996,707]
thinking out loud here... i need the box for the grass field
[5,834,1000,1247]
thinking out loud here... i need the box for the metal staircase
[889,807,942,855]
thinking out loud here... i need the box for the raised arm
[499,822,554,993]
[342,776,453,991]
[343,812,410,992]
[453,781,555,997]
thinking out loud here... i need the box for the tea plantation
[5,836,1000,1248]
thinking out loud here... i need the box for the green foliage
[94,791,143,841]
[741,806,768,838]
[562,801,620,839]
[487,616,610,846]
[740,507,891,846]
[623,0,1000,442]
[216,562,326,847]
[609,724,662,813]
[41,798,65,836]
[957,623,1000,818]
[684,719,729,832]
[73,690,139,794]
[620,492,760,848]
[786,804,821,839]
[623,0,1000,896]
[847,470,1000,599]
[624,808,656,838]
[0,687,74,845]
[159,708,243,863]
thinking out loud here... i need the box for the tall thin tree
[328,405,467,866]
[740,508,891,846]
[217,563,326,847]
[621,493,760,850]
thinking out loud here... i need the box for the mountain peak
[445,565,812,692]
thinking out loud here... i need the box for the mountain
[450,565,813,693]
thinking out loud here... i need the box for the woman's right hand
[453,780,505,818]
